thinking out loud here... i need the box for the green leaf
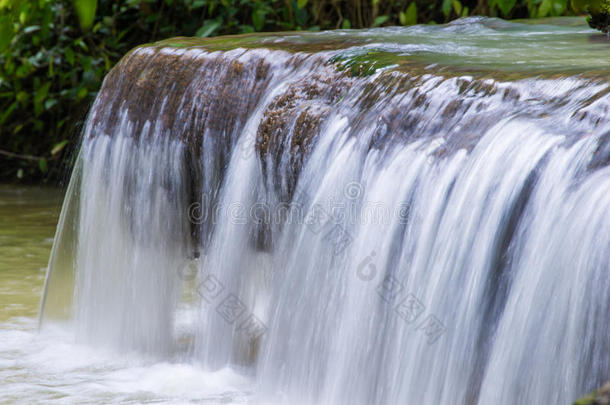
[400,2,417,25]
[41,3,52,39]
[453,0,462,15]
[551,0,567,15]
[15,63,33,79]
[65,47,75,66]
[252,8,266,31]
[0,15,13,52]
[571,0,603,14]
[496,0,517,15]
[372,15,389,27]
[51,140,68,156]
[16,91,29,104]
[34,82,51,116]
[39,157,48,173]
[0,101,17,126]
[196,19,221,37]
[399,11,406,24]
[23,25,40,34]
[72,0,97,30]
[538,0,552,16]
[44,98,58,110]
[442,0,452,16]
[74,38,89,51]
[191,0,205,9]
[77,87,88,99]
[241,24,255,33]
[9,0,26,20]
[79,55,92,72]
[297,0,308,9]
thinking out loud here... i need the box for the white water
[35,20,610,405]
[0,317,253,404]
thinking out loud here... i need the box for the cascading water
[40,17,609,404]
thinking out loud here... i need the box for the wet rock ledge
[86,31,610,201]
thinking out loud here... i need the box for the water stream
[9,17,610,404]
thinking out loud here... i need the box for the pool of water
[0,185,252,404]
[0,185,62,322]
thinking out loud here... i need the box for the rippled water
[164,16,610,74]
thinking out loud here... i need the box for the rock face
[90,24,610,201]
[82,19,610,254]
[574,382,610,405]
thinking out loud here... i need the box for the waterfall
[41,19,609,405]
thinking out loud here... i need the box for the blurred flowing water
[13,17,610,404]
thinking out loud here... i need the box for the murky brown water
[0,185,63,322]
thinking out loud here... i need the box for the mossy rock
[587,11,610,33]
[572,381,610,405]
[572,0,610,32]
[329,50,401,77]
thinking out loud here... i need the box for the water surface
[0,185,62,321]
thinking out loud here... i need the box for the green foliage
[0,0,125,181]
[400,2,418,25]
[72,0,97,29]
[571,0,610,13]
[0,0,585,182]
[572,0,610,32]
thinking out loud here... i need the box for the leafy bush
[0,1,132,181]
[0,0,587,182]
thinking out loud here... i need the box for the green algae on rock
[572,381,610,405]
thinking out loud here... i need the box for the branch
[0,149,42,161]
